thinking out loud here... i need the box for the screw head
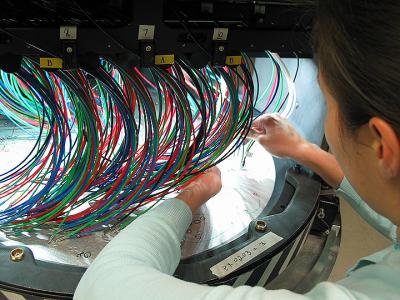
[218,45,225,52]
[66,47,73,53]
[10,248,25,262]
[145,45,152,52]
[255,220,267,232]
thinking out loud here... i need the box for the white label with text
[210,232,283,278]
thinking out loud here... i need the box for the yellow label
[155,54,174,65]
[225,56,242,66]
[40,58,63,69]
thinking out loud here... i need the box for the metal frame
[0,1,312,71]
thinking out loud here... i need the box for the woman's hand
[248,113,309,160]
[177,166,222,213]
[248,113,344,188]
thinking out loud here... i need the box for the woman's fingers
[211,166,221,176]
[247,127,265,139]
[251,114,282,131]
[204,166,221,177]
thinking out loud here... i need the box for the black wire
[175,11,212,59]
[200,64,253,170]
[71,0,139,59]
[292,51,300,82]
[245,53,260,107]
[0,28,57,57]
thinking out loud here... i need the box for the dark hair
[311,1,400,135]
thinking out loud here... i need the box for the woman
[74,1,400,299]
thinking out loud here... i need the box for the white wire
[269,52,297,119]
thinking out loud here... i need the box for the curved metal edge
[175,166,321,283]
[212,212,317,287]
[0,246,84,299]
[265,213,342,293]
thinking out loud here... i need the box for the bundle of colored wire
[0,52,294,240]
[241,51,299,165]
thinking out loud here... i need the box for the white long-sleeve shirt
[74,177,400,300]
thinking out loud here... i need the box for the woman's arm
[294,142,344,189]
[74,198,354,300]
[249,114,397,241]
[337,177,398,242]
[248,114,344,188]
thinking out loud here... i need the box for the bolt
[218,45,225,52]
[66,47,73,53]
[145,45,152,52]
[318,208,326,219]
[255,220,267,232]
[10,248,25,262]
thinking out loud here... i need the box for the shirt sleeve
[73,198,363,300]
[336,177,398,243]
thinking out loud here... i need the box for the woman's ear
[369,117,400,178]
